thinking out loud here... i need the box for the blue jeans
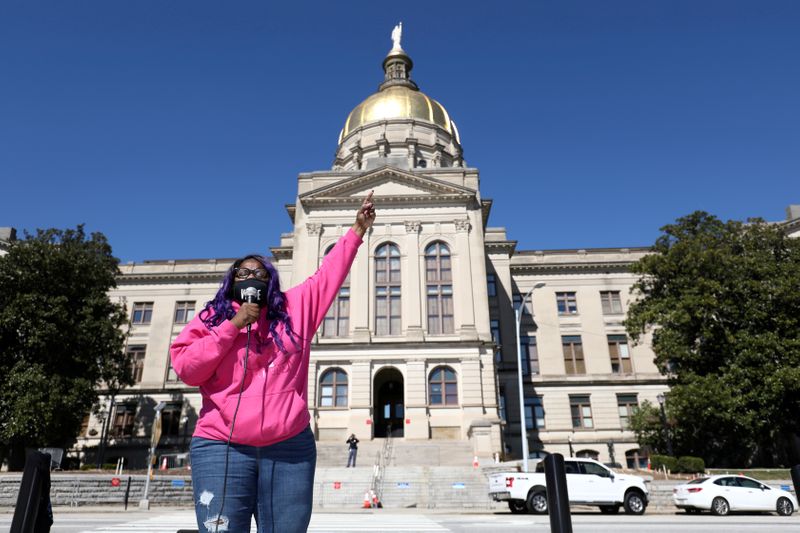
[190,426,316,533]
[346,448,357,467]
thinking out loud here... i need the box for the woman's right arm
[169,317,241,386]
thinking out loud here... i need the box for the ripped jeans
[190,426,316,533]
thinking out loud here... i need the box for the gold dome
[342,85,453,139]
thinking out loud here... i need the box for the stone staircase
[315,438,477,468]
[313,439,502,510]
[313,465,503,510]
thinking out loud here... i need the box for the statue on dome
[391,22,403,51]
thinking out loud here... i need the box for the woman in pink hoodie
[170,192,375,533]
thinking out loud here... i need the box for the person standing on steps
[346,434,359,467]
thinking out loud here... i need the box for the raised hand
[352,190,376,238]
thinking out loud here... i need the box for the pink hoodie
[170,229,362,447]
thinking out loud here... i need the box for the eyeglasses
[234,267,269,280]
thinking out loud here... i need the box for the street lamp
[656,393,674,457]
[516,281,546,473]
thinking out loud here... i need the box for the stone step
[316,439,477,468]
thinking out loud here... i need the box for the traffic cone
[160,457,168,471]
[362,491,371,509]
[473,455,479,468]
[370,489,381,509]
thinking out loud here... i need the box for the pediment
[299,166,476,207]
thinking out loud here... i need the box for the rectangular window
[320,385,334,407]
[570,395,593,429]
[525,396,545,430]
[323,287,350,337]
[498,388,506,422]
[600,291,623,314]
[520,336,539,375]
[376,286,401,335]
[127,345,146,384]
[556,292,578,315]
[174,301,196,324]
[166,361,179,382]
[427,284,454,334]
[490,319,502,362]
[562,335,585,374]
[617,394,638,430]
[608,335,632,374]
[487,273,497,297]
[112,402,137,437]
[131,302,153,324]
[160,402,183,437]
[375,256,401,283]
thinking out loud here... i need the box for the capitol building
[66,32,797,470]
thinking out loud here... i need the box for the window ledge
[424,334,461,341]
[317,337,353,344]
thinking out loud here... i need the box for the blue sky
[1,1,797,262]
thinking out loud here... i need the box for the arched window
[425,241,453,334]
[319,368,348,407]
[375,243,401,335]
[322,244,350,337]
[625,449,649,470]
[576,449,599,461]
[428,366,458,405]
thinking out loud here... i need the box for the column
[403,221,424,341]
[454,218,478,340]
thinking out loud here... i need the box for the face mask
[233,278,268,307]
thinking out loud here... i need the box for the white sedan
[673,475,797,516]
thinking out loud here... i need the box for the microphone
[244,286,258,304]
[243,286,258,333]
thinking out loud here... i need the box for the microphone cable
[214,322,251,533]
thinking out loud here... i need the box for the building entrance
[374,367,404,438]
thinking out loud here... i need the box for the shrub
[676,456,705,474]
[650,454,678,472]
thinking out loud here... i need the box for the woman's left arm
[291,192,375,337]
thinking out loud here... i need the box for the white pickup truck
[488,457,649,515]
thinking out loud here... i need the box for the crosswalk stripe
[80,511,450,532]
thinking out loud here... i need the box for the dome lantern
[334,25,464,171]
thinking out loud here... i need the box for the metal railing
[368,426,394,506]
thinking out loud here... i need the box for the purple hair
[199,254,298,353]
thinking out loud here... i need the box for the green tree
[627,400,668,455]
[625,212,800,467]
[0,225,132,470]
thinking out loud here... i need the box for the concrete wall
[4,472,793,512]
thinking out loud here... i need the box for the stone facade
[67,40,800,471]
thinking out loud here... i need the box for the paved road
[0,509,797,532]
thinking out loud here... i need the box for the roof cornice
[116,271,224,284]
[511,260,634,275]
[485,240,518,256]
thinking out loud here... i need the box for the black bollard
[544,453,572,533]
[791,465,800,498]
[124,476,132,510]
[10,451,53,533]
